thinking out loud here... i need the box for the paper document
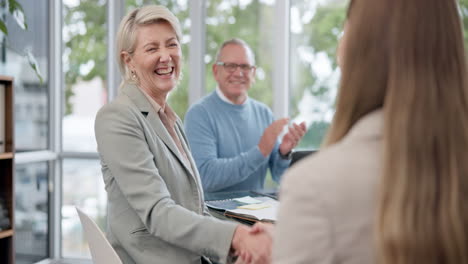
[237,203,271,210]
[225,196,278,222]
[233,196,262,204]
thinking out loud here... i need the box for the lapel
[175,120,201,179]
[121,84,194,176]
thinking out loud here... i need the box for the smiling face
[123,21,181,104]
[213,44,256,104]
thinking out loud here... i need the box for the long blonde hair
[324,0,468,263]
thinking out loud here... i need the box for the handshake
[231,222,275,264]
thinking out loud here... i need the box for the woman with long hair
[272,0,468,263]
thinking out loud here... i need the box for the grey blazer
[95,83,237,264]
[273,110,383,264]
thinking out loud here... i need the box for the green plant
[0,0,43,83]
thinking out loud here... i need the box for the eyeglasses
[216,62,255,73]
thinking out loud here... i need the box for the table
[204,189,278,225]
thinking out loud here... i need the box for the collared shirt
[139,88,191,168]
[139,89,178,127]
[215,86,248,105]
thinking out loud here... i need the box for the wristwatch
[279,149,293,160]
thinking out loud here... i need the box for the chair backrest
[76,207,123,264]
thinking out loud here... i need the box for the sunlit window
[61,0,109,259]
[289,0,347,149]
[15,162,49,264]
[62,159,104,259]
[62,0,108,152]
[2,0,49,152]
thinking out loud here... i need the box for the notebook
[206,195,263,211]
[206,196,278,223]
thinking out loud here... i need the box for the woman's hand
[231,225,272,264]
[249,222,275,238]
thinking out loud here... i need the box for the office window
[0,1,51,263]
[205,0,275,107]
[15,162,49,264]
[289,0,347,149]
[62,159,104,259]
[462,1,468,51]
[126,0,191,118]
[63,0,108,152]
[1,0,50,152]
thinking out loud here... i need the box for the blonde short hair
[116,5,182,86]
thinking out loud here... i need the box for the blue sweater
[184,91,290,193]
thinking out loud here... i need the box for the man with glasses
[185,38,307,193]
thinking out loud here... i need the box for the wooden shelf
[0,229,13,239]
[0,76,14,264]
[0,153,13,160]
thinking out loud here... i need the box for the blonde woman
[95,5,271,264]
[273,0,468,263]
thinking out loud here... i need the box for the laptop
[290,150,317,167]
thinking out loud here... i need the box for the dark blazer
[95,83,237,264]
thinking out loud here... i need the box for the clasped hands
[258,118,307,158]
[231,223,275,264]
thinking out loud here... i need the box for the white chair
[76,207,123,264]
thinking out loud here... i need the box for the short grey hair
[116,5,182,87]
[214,38,256,65]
